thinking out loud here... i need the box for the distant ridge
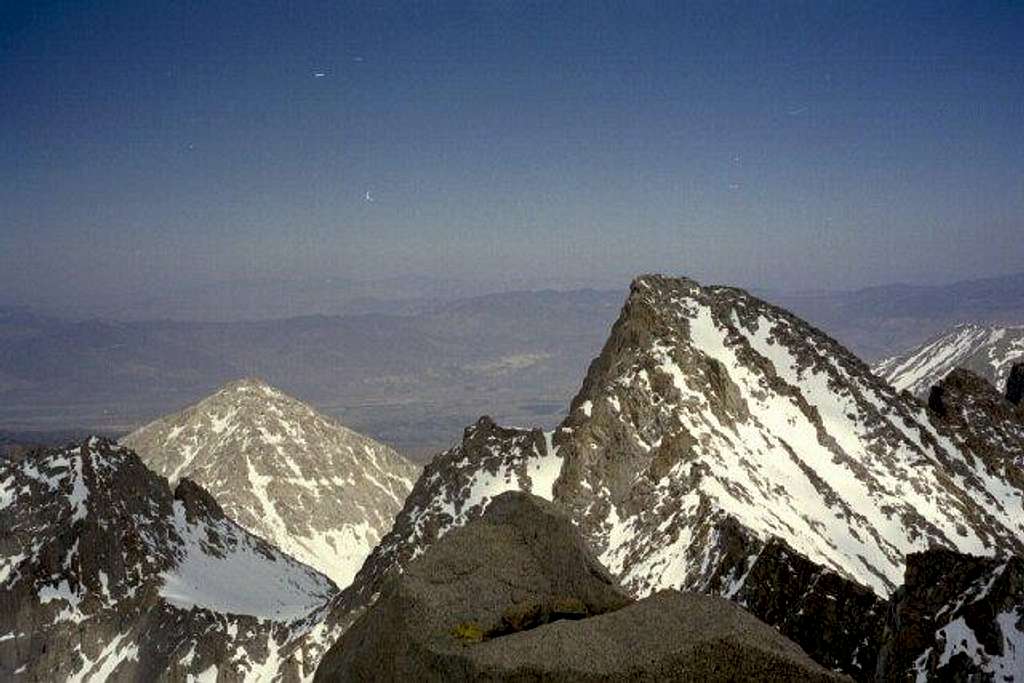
[875,323,1024,397]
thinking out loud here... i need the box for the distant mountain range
[778,270,1024,361]
[0,289,621,457]
[2,271,1023,457]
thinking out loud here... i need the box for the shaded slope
[0,438,336,680]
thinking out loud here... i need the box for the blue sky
[2,1,1022,308]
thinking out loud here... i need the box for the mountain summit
[322,274,1024,679]
[121,377,418,588]
[552,275,1021,596]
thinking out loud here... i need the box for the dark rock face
[877,549,1024,681]
[705,521,888,680]
[927,368,1024,492]
[0,438,336,681]
[1007,362,1024,405]
[315,492,845,682]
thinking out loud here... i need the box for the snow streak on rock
[0,438,336,681]
[556,276,1023,598]
[122,377,418,589]
[876,323,1024,397]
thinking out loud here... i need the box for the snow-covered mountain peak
[875,323,1024,397]
[122,379,418,589]
[338,275,1023,618]
[0,438,335,680]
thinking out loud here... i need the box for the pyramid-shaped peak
[558,273,1024,598]
[121,377,418,588]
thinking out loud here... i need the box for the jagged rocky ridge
[875,323,1024,397]
[317,275,1024,680]
[0,438,337,680]
[878,549,1024,680]
[927,366,1024,492]
[122,377,418,588]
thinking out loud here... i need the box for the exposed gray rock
[315,491,844,682]
[121,377,419,588]
[0,438,336,681]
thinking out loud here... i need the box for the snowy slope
[875,323,1024,397]
[122,378,418,588]
[0,438,336,681]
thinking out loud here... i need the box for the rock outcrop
[877,549,1024,680]
[315,492,845,682]
[1007,362,1024,406]
[927,367,1024,491]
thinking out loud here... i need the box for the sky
[2,1,1023,311]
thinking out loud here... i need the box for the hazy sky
[2,1,1023,310]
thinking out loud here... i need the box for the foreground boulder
[315,491,844,681]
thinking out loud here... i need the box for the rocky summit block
[315,491,845,682]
